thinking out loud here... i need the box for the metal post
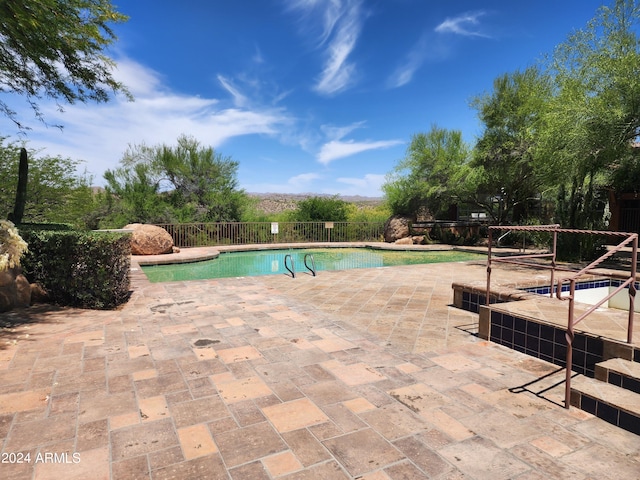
[628,235,637,344]
[486,228,493,306]
[550,230,558,298]
[565,279,576,409]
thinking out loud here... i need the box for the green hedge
[20,230,132,309]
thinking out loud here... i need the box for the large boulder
[0,267,31,312]
[394,237,413,245]
[124,224,174,255]
[383,215,411,243]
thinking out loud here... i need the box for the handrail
[284,254,296,278]
[304,253,317,276]
[486,224,637,409]
[556,232,637,409]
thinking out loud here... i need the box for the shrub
[292,196,349,222]
[20,230,131,309]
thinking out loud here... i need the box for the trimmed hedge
[20,230,132,309]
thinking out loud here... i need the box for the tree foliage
[0,137,97,227]
[100,135,248,226]
[383,125,469,218]
[538,0,640,231]
[467,67,551,224]
[0,0,130,128]
[291,196,349,222]
[383,1,640,242]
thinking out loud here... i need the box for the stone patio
[0,248,638,479]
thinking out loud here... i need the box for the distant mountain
[248,192,384,215]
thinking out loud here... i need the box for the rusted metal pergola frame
[486,224,638,409]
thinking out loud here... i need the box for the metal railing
[153,222,385,247]
[486,225,637,409]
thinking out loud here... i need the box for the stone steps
[595,357,640,394]
[570,357,640,436]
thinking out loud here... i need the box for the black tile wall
[619,410,640,435]
[579,394,640,436]
[489,313,603,376]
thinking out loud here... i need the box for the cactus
[9,148,28,225]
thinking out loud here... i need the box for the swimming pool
[524,279,640,312]
[141,248,484,282]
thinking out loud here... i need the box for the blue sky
[1,0,607,197]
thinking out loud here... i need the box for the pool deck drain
[0,247,638,479]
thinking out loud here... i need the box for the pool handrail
[284,254,296,278]
[486,224,638,410]
[304,254,317,277]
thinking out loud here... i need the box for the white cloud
[287,0,365,95]
[320,121,365,141]
[337,173,386,194]
[388,34,429,88]
[435,11,489,38]
[1,57,291,184]
[244,172,384,196]
[217,74,249,107]
[243,172,325,194]
[289,172,323,187]
[317,139,403,165]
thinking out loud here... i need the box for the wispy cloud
[387,34,430,88]
[388,11,490,88]
[289,172,323,187]
[1,57,291,184]
[317,139,403,165]
[337,173,385,193]
[316,121,403,164]
[217,74,249,108]
[435,11,489,38]
[287,0,365,95]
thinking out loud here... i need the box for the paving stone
[110,418,179,460]
[323,428,405,477]
[212,422,287,467]
[5,412,76,450]
[151,454,228,480]
[178,423,218,460]
[438,436,531,480]
[261,398,330,433]
[111,455,150,480]
[169,395,229,429]
[0,251,639,479]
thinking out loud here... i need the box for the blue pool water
[141,247,484,282]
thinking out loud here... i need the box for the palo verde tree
[539,0,640,232]
[466,66,552,224]
[0,0,130,129]
[383,125,469,218]
[101,135,248,226]
[291,196,349,222]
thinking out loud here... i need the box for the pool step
[570,373,640,435]
[595,357,640,394]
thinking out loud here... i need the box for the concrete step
[570,374,640,435]
[595,357,640,394]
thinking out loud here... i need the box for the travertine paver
[0,248,638,479]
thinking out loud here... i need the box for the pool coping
[132,242,484,266]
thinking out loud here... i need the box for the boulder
[15,274,31,308]
[0,267,31,312]
[394,237,413,245]
[30,283,49,304]
[384,215,411,243]
[124,224,174,255]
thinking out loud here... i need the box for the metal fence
[153,222,385,248]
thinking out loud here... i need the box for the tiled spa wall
[487,310,604,376]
